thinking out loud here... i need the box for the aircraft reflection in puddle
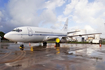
[5,44,61,69]
[18,43,104,61]
[55,43,60,54]
[56,47,60,54]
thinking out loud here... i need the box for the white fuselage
[4,26,67,43]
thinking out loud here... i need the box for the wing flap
[43,36,59,41]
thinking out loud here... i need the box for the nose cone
[4,32,21,42]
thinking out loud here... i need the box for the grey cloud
[7,0,45,26]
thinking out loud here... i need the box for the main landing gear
[43,38,61,48]
[43,42,47,48]
[55,42,60,47]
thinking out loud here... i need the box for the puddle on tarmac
[0,43,105,70]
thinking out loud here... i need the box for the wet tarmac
[0,43,105,70]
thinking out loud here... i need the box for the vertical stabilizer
[62,18,68,31]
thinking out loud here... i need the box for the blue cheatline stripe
[12,33,67,36]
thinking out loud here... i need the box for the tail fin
[62,18,68,31]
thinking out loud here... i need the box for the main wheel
[55,42,60,47]
[43,42,47,48]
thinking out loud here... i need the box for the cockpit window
[12,29,22,32]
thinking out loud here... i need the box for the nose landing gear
[19,44,24,50]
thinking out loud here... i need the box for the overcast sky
[0,0,105,38]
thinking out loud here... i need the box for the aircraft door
[27,27,33,36]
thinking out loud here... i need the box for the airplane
[4,19,77,48]
[4,19,102,49]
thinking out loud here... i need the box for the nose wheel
[19,44,24,50]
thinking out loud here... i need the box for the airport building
[67,29,101,43]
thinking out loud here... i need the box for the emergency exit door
[27,27,33,36]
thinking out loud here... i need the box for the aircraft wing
[43,33,102,42]
[43,36,68,43]
[68,33,102,37]
[43,36,62,41]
